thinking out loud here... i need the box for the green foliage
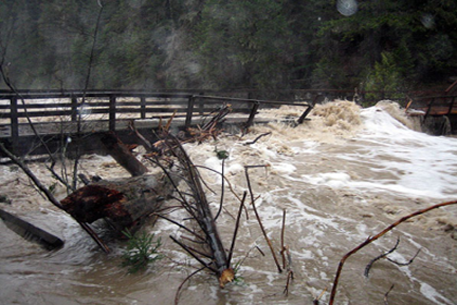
[192,0,294,90]
[48,182,57,194]
[232,259,245,286]
[363,52,406,104]
[1,0,457,90]
[214,147,229,160]
[121,229,163,274]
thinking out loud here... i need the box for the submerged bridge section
[407,94,457,135]
[0,89,312,157]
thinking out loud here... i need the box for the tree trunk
[60,173,176,234]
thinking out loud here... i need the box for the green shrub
[121,229,163,274]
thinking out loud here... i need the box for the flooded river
[1,100,456,304]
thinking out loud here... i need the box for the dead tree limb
[101,133,148,176]
[329,200,457,305]
[283,260,294,296]
[154,136,234,288]
[128,120,153,151]
[245,165,282,273]
[0,142,110,253]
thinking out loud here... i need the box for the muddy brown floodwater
[1,100,456,304]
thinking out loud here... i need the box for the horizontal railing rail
[407,94,457,118]
[0,90,313,156]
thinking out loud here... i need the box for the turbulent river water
[1,100,457,305]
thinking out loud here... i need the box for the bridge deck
[0,90,312,157]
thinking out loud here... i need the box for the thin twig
[73,2,104,190]
[281,209,287,269]
[313,287,328,305]
[384,284,395,305]
[256,245,265,256]
[245,165,282,273]
[154,214,206,242]
[170,235,217,273]
[329,200,457,305]
[386,248,421,266]
[365,237,400,278]
[214,158,225,220]
[243,132,272,145]
[283,268,294,296]
[175,266,206,305]
[195,164,245,219]
[283,245,294,296]
[227,191,247,266]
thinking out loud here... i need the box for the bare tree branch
[329,200,457,305]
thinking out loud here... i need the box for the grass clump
[121,229,163,273]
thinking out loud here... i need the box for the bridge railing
[406,94,457,119]
[0,90,312,151]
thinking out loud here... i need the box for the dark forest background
[1,0,456,97]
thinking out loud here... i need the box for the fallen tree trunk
[61,172,176,234]
[157,136,234,288]
[61,132,178,234]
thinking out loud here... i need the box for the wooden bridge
[0,89,313,157]
[406,86,457,135]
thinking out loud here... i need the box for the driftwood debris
[101,132,149,177]
[0,208,64,250]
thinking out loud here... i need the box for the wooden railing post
[297,104,314,124]
[198,92,204,115]
[71,97,78,121]
[10,97,19,150]
[245,100,259,128]
[140,97,146,119]
[424,98,435,121]
[447,96,455,115]
[109,95,116,131]
[185,96,195,128]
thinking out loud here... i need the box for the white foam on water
[420,283,454,305]
[2,100,457,304]
[296,105,457,199]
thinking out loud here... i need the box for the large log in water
[61,173,175,233]
[100,132,149,177]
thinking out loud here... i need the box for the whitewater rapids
[0,100,456,304]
